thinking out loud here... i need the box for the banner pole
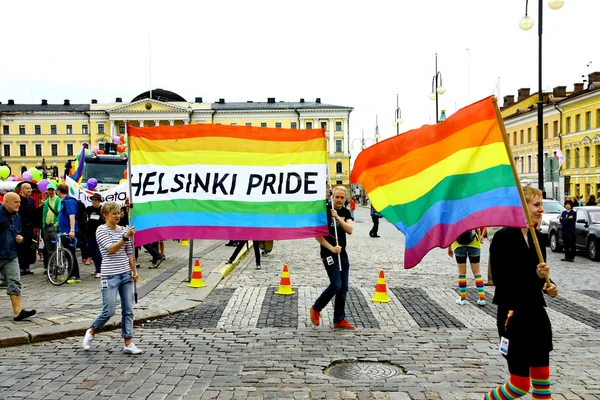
[325,153,343,271]
[125,123,138,303]
[492,97,551,285]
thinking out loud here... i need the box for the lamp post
[520,0,564,198]
[429,53,446,123]
[351,128,381,152]
[394,94,403,135]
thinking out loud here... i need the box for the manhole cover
[325,362,402,381]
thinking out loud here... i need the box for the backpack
[61,197,87,232]
[456,229,476,245]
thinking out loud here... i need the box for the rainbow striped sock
[458,275,467,301]
[485,374,529,400]
[530,366,551,399]
[475,274,485,301]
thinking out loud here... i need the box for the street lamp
[520,0,564,198]
[430,53,446,123]
[394,94,403,135]
[351,127,381,152]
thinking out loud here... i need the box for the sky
[1,0,599,152]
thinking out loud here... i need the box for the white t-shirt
[95,224,133,276]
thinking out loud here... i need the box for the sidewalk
[0,239,251,347]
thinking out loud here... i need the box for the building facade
[502,72,600,201]
[0,89,353,190]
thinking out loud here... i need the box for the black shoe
[20,269,34,275]
[569,259,575,262]
[560,258,569,261]
[225,259,233,264]
[14,309,36,321]
[372,235,380,238]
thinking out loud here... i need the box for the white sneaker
[123,343,143,355]
[455,299,467,305]
[82,329,94,350]
[477,299,486,306]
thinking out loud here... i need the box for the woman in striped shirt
[81,202,142,354]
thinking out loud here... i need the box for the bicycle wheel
[47,248,74,286]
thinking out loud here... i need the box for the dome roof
[131,88,186,103]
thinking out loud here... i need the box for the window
[566,149,571,169]
[67,144,74,156]
[508,133,510,144]
[520,156,524,173]
[597,109,600,128]
[2,126,9,135]
[335,121,342,131]
[566,117,571,134]
[35,125,41,135]
[520,129,524,144]
[553,120,558,137]
[147,122,155,127]
[245,123,252,126]
[576,114,581,132]
[527,155,532,173]
[230,123,237,126]
[97,123,105,134]
[335,139,343,152]
[3,144,10,156]
[82,124,88,135]
[585,147,591,167]
[513,131,517,146]
[336,180,343,185]
[119,124,125,134]
[35,144,42,157]
[305,121,313,129]
[19,144,27,157]
[587,111,591,130]
[275,122,282,128]
[336,161,343,174]
[290,122,297,129]
[575,147,580,168]
[544,123,548,139]
[596,145,600,167]
[260,122,267,128]
[321,121,327,130]
[51,144,58,156]
[527,128,532,143]
[65,124,72,135]
[51,125,57,135]
[19,125,25,135]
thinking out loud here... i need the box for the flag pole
[125,123,138,303]
[324,141,343,271]
[492,97,551,285]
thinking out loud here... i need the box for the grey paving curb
[0,245,252,349]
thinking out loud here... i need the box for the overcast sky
[1,0,598,149]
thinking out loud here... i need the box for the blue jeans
[87,238,102,274]
[313,256,350,323]
[90,272,135,339]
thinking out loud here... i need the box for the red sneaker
[309,307,320,326]
[334,320,355,329]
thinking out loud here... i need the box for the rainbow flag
[127,124,329,246]
[350,97,526,269]
[70,145,86,183]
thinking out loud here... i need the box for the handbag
[370,209,382,218]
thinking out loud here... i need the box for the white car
[541,199,566,244]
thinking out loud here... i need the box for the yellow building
[0,89,353,189]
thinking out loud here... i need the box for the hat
[47,183,57,190]
[91,193,102,201]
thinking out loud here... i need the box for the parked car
[540,199,566,245]
[548,206,600,260]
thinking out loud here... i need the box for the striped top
[96,224,133,276]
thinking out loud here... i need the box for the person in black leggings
[226,240,262,269]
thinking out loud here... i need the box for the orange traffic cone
[181,238,189,246]
[275,264,295,295]
[187,259,206,288]
[371,269,390,302]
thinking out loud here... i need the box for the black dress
[490,228,553,362]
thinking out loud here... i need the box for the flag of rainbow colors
[127,124,329,246]
[350,97,527,269]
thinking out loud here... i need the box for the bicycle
[47,233,78,286]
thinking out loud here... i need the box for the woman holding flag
[485,185,558,400]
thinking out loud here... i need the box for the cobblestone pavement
[1,206,600,399]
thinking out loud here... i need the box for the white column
[169,120,174,126]
[138,120,144,127]
[343,117,350,155]
[329,118,335,155]
[110,121,116,139]
[184,120,189,125]
[154,120,160,127]
[300,118,305,129]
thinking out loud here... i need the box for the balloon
[0,166,9,179]
[9,174,15,177]
[113,136,121,144]
[29,168,43,182]
[91,146,99,151]
[16,177,23,182]
[49,179,58,187]
[84,149,92,156]
[96,150,104,155]
[38,179,49,192]
[120,135,125,144]
[22,171,33,182]
[119,179,127,184]
[116,144,125,153]
[87,178,98,190]
[123,170,128,179]
[60,174,65,179]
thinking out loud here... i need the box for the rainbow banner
[127,124,329,246]
[350,97,526,269]
[70,145,86,183]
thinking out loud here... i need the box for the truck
[65,152,128,191]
